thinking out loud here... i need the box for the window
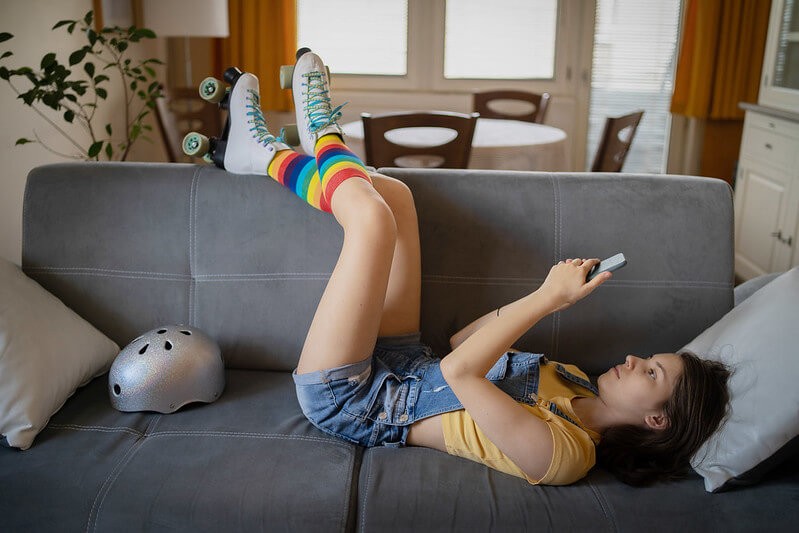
[586,0,682,172]
[297,0,408,76]
[444,0,557,80]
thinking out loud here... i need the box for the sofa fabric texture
[3,163,797,532]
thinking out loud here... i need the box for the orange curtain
[671,0,770,119]
[212,0,296,112]
[670,0,771,182]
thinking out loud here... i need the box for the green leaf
[88,140,103,158]
[40,53,56,70]
[130,81,137,91]
[144,58,164,65]
[20,90,36,105]
[0,66,9,80]
[131,123,141,140]
[15,137,34,145]
[64,109,74,122]
[52,20,71,30]
[0,32,13,43]
[96,87,107,99]
[84,10,93,26]
[144,66,156,78]
[64,93,77,102]
[1,51,13,59]
[105,142,113,159]
[69,48,86,66]
[117,41,128,52]
[87,29,97,46]
[148,81,159,93]
[93,74,109,84]
[137,29,156,39]
[105,124,112,135]
[67,22,77,34]
[142,125,152,131]
[84,62,95,78]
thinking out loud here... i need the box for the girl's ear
[645,412,669,430]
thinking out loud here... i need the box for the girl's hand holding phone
[537,258,611,312]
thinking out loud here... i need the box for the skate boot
[279,48,344,156]
[182,68,290,174]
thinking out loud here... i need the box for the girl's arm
[440,258,609,380]
[438,258,610,482]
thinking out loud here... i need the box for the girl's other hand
[537,258,611,312]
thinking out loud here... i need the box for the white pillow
[682,266,799,492]
[0,258,119,450]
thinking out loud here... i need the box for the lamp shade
[142,0,229,37]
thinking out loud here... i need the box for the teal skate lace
[302,71,346,133]
[245,90,284,146]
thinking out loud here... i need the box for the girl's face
[596,353,684,430]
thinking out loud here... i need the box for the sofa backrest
[22,163,733,375]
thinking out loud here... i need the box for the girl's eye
[649,368,656,381]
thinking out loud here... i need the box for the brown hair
[596,351,731,486]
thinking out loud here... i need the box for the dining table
[340,117,568,171]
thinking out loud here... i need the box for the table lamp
[142,0,230,86]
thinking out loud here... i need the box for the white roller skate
[182,67,290,174]
[279,48,344,155]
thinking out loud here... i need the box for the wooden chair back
[590,110,645,172]
[361,111,479,169]
[472,90,550,124]
[154,86,223,162]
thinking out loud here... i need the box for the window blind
[586,0,683,173]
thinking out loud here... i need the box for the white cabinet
[734,0,799,281]
[734,110,799,280]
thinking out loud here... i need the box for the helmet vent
[165,341,173,350]
[157,329,167,334]
[180,330,192,336]
[139,343,149,354]
[113,384,121,395]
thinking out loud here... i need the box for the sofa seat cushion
[0,370,359,532]
[357,447,799,531]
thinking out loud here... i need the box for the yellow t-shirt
[441,359,600,486]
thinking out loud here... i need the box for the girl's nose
[625,355,636,368]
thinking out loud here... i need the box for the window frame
[325,0,580,95]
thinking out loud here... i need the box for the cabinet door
[734,162,793,279]
[785,178,799,269]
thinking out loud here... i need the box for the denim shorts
[292,331,541,448]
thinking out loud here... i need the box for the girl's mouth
[613,366,620,378]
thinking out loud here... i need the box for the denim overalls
[292,331,599,448]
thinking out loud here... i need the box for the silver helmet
[109,325,225,413]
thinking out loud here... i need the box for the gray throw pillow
[681,267,799,492]
[0,258,119,450]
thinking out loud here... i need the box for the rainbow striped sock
[267,150,331,212]
[314,134,373,207]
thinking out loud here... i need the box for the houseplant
[0,10,163,161]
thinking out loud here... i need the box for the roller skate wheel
[199,77,225,104]
[281,125,300,147]
[182,132,210,157]
[280,65,294,89]
[202,153,213,164]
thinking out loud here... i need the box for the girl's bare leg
[369,173,422,337]
[295,177,398,375]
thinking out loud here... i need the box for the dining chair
[472,90,551,124]
[590,110,645,172]
[361,111,479,169]
[154,86,223,162]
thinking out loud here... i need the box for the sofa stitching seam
[360,450,373,533]
[587,479,619,532]
[86,435,147,533]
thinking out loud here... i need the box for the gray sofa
[2,162,797,532]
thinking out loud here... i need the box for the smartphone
[586,253,627,281]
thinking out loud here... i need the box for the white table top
[342,118,566,149]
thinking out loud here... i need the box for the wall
[0,0,168,266]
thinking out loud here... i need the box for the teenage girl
[210,48,730,486]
